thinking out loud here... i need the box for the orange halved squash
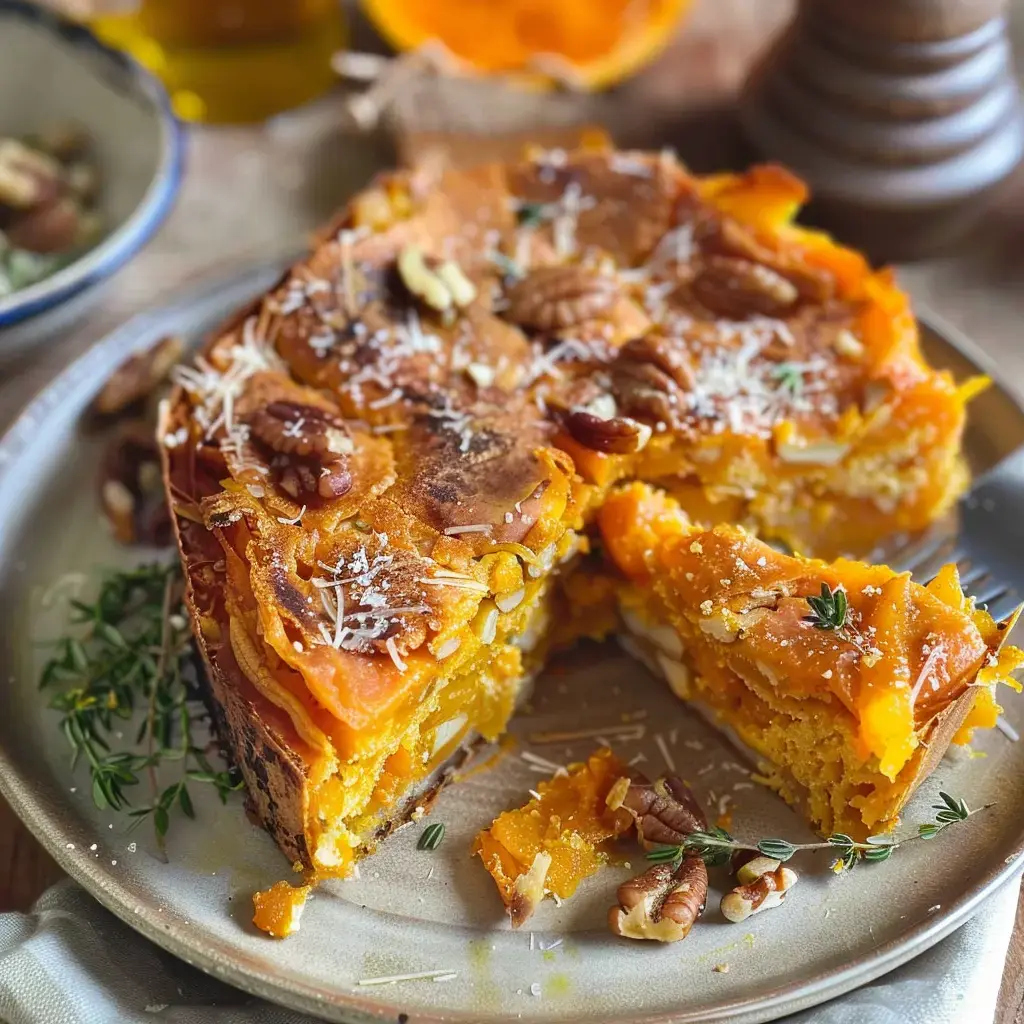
[361,0,692,90]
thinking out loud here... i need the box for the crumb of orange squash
[253,879,313,939]
[474,748,633,926]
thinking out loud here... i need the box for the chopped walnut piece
[620,774,707,848]
[608,856,708,942]
[91,336,185,419]
[397,244,476,312]
[506,265,619,332]
[0,138,62,209]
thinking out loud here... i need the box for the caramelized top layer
[163,142,968,736]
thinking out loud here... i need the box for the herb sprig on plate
[40,563,242,844]
[646,791,987,871]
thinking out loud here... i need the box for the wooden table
[4,0,1024,1018]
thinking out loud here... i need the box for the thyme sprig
[804,582,849,632]
[647,792,987,872]
[40,563,242,844]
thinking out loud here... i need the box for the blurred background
[3,0,1022,378]
[4,5,1024,1019]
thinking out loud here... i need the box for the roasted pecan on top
[506,265,620,333]
[611,335,695,429]
[691,255,799,319]
[702,216,834,305]
[247,400,354,501]
[556,393,653,456]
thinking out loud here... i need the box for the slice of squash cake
[598,483,1023,839]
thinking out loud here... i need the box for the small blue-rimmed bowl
[0,0,184,360]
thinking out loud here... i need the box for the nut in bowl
[0,1,183,361]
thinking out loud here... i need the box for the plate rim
[1,265,1023,1024]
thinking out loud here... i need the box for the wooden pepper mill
[740,0,1024,262]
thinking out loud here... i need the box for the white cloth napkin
[0,878,1018,1024]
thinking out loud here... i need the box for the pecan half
[608,857,708,942]
[248,401,354,502]
[620,774,707,849]
[692,256,799,319]
[99,421,172,547]
[249,400,352,459]
[91,335,184,419]
[704,217,834,305]
[611,335,695,428]
[506,265,619,332]
[618,336,695,391]
[562,408,652,455]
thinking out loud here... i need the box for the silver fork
[885,449,1024,740]
[886,447,1024,624]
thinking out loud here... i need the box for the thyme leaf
[804,583,849,632]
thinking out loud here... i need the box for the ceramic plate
[3,265,1024,1024]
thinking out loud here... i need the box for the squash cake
[161,141,1011,880]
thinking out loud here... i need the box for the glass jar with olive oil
[89,1,346,123]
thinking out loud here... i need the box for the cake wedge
[598,482,1024,840]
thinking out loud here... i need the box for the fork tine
[958,565,989,587]
[983,592,1021,623]
[917,546,967,585]
[971,580,1007,605]
[890,532,949,574]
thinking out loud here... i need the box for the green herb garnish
[515,201,549,228]
[417,821,446,851]
[40,563,243,845]
[772,362,805,397]
[646,791,984,872]
[804,582,849,632]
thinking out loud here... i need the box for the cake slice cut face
[162,141,993,879]
[599,483,1023,840]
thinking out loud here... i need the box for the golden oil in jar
[89,1,346,123]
